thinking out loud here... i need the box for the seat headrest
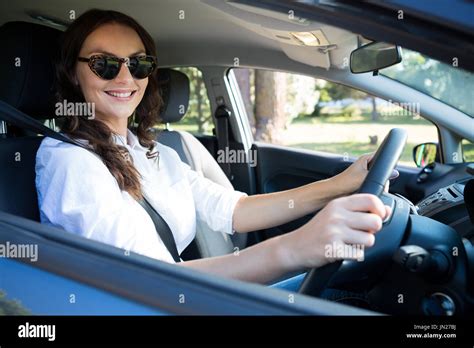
[158,69,190,124]
[0,21,61,119]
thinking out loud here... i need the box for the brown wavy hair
[55,9,162,200]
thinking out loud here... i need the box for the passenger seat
[156,69,247,258]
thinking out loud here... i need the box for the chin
[105,106,136,118]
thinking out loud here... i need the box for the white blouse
[35,129,247,263]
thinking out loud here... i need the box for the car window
[463,139,474,162]
[159,67,213,136]
[232,68,438,167]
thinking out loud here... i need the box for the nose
[114,60,134,83]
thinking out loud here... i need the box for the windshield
[382,49,474,117]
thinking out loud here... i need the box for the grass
[289,141,416,166]
[287,113,451,166]
[292,113,432,126]
[162,113,474,164]
[157,118,214,135]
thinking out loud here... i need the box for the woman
[36,9,391,286]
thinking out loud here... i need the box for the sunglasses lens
[130,56,156,79]
[88,55,156,80]
[91,56,120,80]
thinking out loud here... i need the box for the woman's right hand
[279,194,391,271]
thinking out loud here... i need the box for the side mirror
[350,41,402,74]
[413,142,439,168]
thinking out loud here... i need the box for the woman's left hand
[332,153,399,195]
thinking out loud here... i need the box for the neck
[96,114,128,137]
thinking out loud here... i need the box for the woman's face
[76,23,148,132]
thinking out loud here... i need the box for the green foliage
[383,50,474,117]
[312,81,369,117]
[341,104,362,117]
[172,67,213,135]
[463,140,474,162]
[324,82,367,101]
[318,88,331,103]
[0,290,30,315]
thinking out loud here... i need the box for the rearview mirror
[350,42,402,74]
[413,142,438,168]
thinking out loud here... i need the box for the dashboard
[415,178,473,237]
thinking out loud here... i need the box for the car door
[0,211,376,316]
[228,68,441,241]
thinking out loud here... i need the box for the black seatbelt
[137,198,180,262]
[0,100,85,147]
[0,100,181,262]
[214,105,232,180]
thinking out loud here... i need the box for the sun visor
[202,0,358,70]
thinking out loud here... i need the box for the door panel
[252,142,424,240]
[254,143,346,192]
[253,142,349,240]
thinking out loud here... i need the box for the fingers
[328,229,375,262]
[346,211,383,232]
[338,194,386,218]
[389,169,400,180]
[342,229,376,247]
[360,153,375,170]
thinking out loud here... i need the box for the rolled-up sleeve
[181,161,247,235]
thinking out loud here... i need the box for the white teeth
[106,91,133,98]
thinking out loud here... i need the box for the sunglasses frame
[77,54,157,80]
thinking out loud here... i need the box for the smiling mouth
[104,90,137,99]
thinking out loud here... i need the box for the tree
[254,70,287,144]
[173,67,212,134]
[324,82,365,101]
[0,290,30,315]
[314,81,378,120]
[383,50,474,117]
[369,95,378,121]
[233,69,255,132]
[188,68,210,133]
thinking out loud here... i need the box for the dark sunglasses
[77,54,157,80]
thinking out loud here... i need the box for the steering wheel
[299,128,408,296]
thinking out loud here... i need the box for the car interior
[0,0,473,317]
